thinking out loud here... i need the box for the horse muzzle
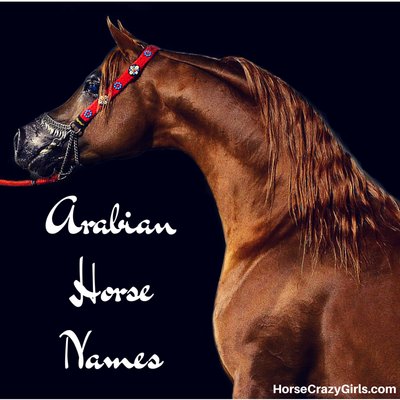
[14,126,38,170]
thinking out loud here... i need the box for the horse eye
[84,80,100,96]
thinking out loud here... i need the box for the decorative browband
[75,45,160,128]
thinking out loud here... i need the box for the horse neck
[151,51,296,262]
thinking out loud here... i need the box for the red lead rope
[0,45,160,187]
[0,174,60,187]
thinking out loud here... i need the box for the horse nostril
[14,128,26,165]
[14,129,20,153]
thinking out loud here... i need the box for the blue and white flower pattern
[83,109,93,119]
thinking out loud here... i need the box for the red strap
[0,174,59,187]
[78,45,160,125]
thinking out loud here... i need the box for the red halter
[0,45,160,187]
[75,45,160,129]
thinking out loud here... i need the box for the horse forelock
[98,39,146,113]
[99,49,126,113]
[232,57,400,278]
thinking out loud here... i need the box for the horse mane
[98,44,400,277]
[231,57,400,277]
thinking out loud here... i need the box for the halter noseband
[0,45,160,187]
[33,112,81,180]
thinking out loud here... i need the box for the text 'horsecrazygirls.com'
[273,384,397,397]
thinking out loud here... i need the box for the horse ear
[117,20,134,38]
[106,17,138,61]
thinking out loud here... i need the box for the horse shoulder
[321,269,400,387]
[213,246,332,384]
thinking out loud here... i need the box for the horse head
[14,19,160,179]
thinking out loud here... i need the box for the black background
[0,2,399,398]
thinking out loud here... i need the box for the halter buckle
[70,121,84,137]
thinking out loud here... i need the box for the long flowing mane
[231,57,400,277]
[99,43,400,278]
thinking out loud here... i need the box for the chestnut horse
[13,20,400,398]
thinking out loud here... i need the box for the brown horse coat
[15,20,400,398]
